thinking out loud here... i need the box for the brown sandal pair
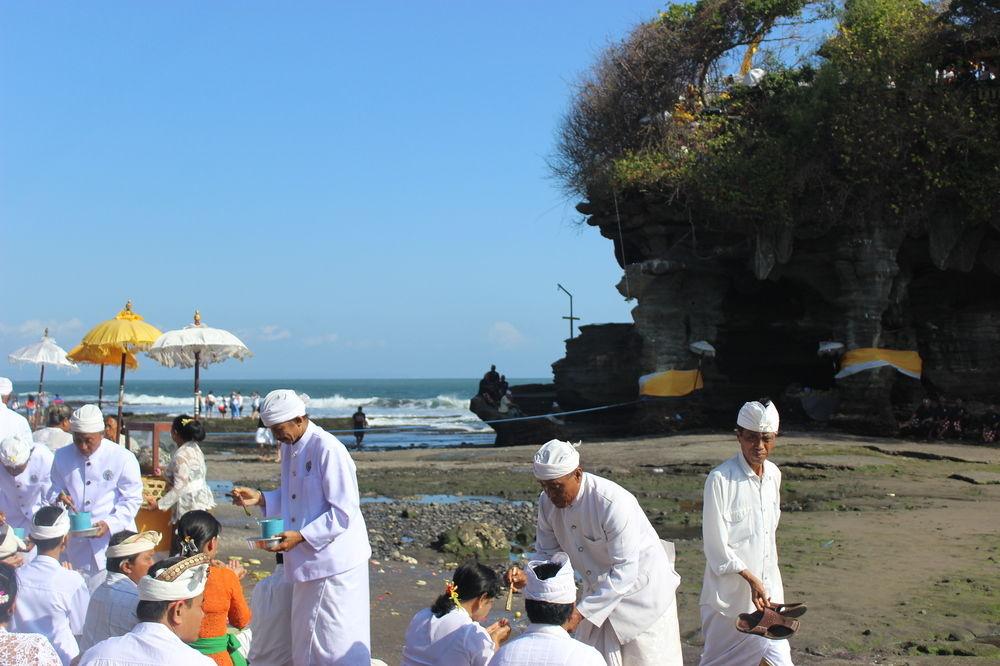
[735,605,803,640]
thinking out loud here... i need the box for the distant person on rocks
[250,392,261,421]
[352,407,368,449]
[507,440,682,665]
[0,378,32,445]
[205,392,216,417]
[79,530,159,652]
[981,405,1000,444]
[401,561,510,666]
[700,400,793,666]
[489,554,606,666]
[901,398,936,439]
[498,375,509,396]
[498,392,521,417]
[234,391,243,419]
[485,365,500,385]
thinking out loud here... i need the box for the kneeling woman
[146,415,216,523]
[401,561,511,666]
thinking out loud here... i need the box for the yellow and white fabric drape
[835,348,922,380]
[638,369,704,397]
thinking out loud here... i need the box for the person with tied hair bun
[145,415,215,522]
[0,562,62,666]
[172,510,251,666]
[401,561,511,666]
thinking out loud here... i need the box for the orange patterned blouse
[199,562,253,666]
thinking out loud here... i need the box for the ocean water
[23,378,547,449]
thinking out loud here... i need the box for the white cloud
[0,318,84,339]
[488,321,525,349]
[303,333,339,347]
[258,325,291,342]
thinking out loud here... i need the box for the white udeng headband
[139,553,210,602]
[532,440,581,480]
[0,526,27,558]
[524,552,577,604]
[30,507,70,540]
[106,531,161,558]
[259,389,307,427]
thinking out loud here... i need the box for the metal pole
[116,352,126,438]
[194,351,201,417]
[557,283,580,339]
[37,364,45,429]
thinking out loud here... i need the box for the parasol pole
[194,350,202,417]
[116,351,127,437]
[36,364,45,429]
[98,364,105,409]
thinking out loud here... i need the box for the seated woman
[0,562,62,666]
[401,561,511,666]
[172,511,251,666]
[146,416,215,522]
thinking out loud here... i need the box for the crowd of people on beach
[1,371,803,665]
[899,397,1000,444]
[198,391,262,420]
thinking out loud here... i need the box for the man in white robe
[79,553,216,665]
[491,552,606,666]
[233,389,372,665]
[700,400,794,666]
[0,434,54,531]
[12,506,91,665]
[49,404,143,586]
[79,530,159,652]
[247,553,294,666]
[32,404,74,452]
[507,440,682,666]
[0,377,32,444]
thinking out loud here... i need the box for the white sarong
[291,563,370,665]
[699,605,793,666]
[575,603,682,666]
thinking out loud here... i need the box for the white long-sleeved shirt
[700,453,784,617]
[401,608,494,666]
[247,563,293,666]
[535,472,679,644]
[78,622,215,665]
[32,427,73,452]
[0,402,32,444]
[12,554,90,666]
[78,572,140,653]
[156,442,215,520]
[49,440,143,574]
[0,444,54,529]
[261,421,371,582]
[489,624,607,666]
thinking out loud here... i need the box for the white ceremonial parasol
[8,328,79,421]
[147,311,253,416]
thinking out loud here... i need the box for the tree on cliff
[552,0,1000,236]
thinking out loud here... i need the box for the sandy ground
[206,431,1000,664]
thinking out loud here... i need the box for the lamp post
[557,283,580,339]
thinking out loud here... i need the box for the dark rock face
[545,193,1000,435]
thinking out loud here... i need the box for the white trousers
[575,604,683,666]
[699,605,793,666]
[291,564,371,665]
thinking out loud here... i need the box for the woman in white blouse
[401,562,511,666]
[144,416,216,522]
[0,562,61,666]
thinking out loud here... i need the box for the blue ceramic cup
[11,527,25,539]
[70,512,92,532]
[259,518,284,539]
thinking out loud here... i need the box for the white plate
[71,527,101,538]
[245,536,283,551]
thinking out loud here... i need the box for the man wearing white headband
[12,505,91,665]
[231,389,372,665]
[0,434,54,533]
[79,553,215,665]
[49,404,143,585]
[700,400,793,666]
[493,553,606,665]
[79,530,160,652]
[507,440,682,666]
[0,377,32,445]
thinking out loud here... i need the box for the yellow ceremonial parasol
[67,343,139,410]
[73,301,162,429]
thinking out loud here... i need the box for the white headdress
[0,435,31,467]
[70,404,105,433]
[0,526,27,558]
[532,440,581,480]
[0,377,12,396]
[106,531,161,558]
[736,401,780,433]
[138,553,210,602]
[524,552,577,604]
[259,390,307,427]
[30,507,71,540]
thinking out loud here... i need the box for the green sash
[190,632,247,666]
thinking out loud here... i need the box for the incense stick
[505,582,514,612]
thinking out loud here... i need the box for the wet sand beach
[207,431,1000,664]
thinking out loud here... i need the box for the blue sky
[0,1,671,380]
